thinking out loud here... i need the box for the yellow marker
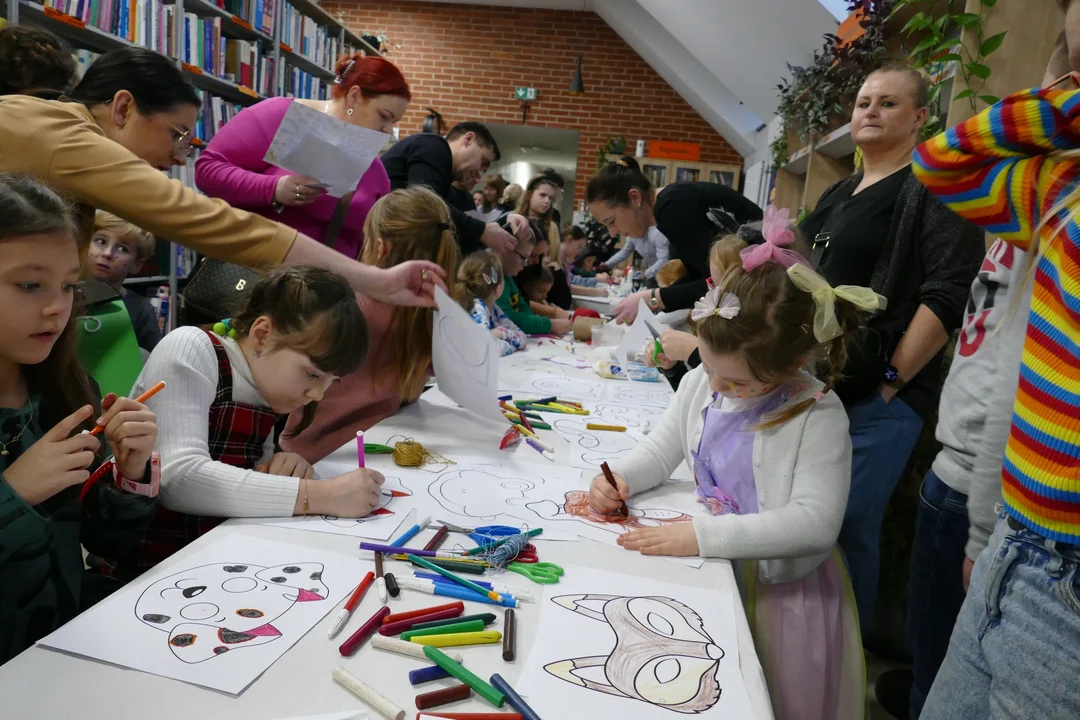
[587,423,627,432]
[409,630,503,647]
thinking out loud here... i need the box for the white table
[0,340,773,720]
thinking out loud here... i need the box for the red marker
[328,571,375,640]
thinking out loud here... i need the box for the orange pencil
[89,381,166,435]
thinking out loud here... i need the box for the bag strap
[321,191,355,249]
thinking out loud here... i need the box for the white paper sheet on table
[517,566,753,719]
[263,101,389,197]
[510,372,609,402]
[613,298,664,362]
[269,713,369,720]
[38,534,365,695]
[539,411,648,472]
[431,285,505,425]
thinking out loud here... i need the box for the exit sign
[514,86,537,101]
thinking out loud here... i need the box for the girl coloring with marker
[458,250,526,356]
[0,174,159,664]
[590,221,880,720]
[129,266,383,572]
[282,187,462,462]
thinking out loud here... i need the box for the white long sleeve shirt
[604,225,671,278]
[611,366,852,584]
[132,326,298,518]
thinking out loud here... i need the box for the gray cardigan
[800,171,987,418]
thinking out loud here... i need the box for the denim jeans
[921,516,1080,719]
[839,393,924,631]
[908,469,970,718]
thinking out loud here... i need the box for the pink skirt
[739,549,865,720]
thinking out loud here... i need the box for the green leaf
[940,53,963,62]
[954,88,975,100]
[980,94,1001,105]
[953,12,981,28]
[912,34,939,55]
[901,11,931,35]
[934,15,950,34]
[966,62,991,79]
[979,31,1007,56]
[981,0,997,6]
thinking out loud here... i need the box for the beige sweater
[0,94,296,268]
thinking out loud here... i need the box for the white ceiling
[399,0,841,157]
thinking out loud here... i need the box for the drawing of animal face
[135,562,327,663]
[428,466,536,519]
[545,594,723,714]
[560,491,692,530]
[323,480,411,526]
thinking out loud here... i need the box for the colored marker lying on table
[395,555,488,575]
[360,542,465,559]
[395,577,518,608]
[408,554,503,602]
[375,552,388,604]
[328,570,375,639]
[525,437,554,462]
[88,380,167,436]
[410,572,534,602]
[391,515,431,547]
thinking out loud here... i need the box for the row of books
[223,39,276,95]
[278,0,340,71]
[281,61,328,100]
[191,89,243,142]
[218,0,274,38]
[181,14,271,95]
[43,0,174,53]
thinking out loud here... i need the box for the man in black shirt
[381,121,525,255]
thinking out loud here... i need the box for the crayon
[408,663,458,686]
[380,607,464,635]
[410,612,497,631]
[502,609,516,661]
[332,666,405,720]
[383,601,465,625]
[415,684,471,710]
[586,423,626,431]
[338,605,392,657]
[408,630,502,647]
[400,619,485,640]
[370,634,463,662]
[490,674,542,720]
[423,525,450,551]
[422,646,506,708]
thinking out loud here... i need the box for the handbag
[182,192,355,322]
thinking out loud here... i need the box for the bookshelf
[2,0,379,329]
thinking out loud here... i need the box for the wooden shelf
[280,45,336,81]
[783,144,812,175]
[285,0,381,57]
[183,0,274,45]
[182,66,265,105]
[15,2,136,54]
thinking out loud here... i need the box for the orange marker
[89,381,166,435]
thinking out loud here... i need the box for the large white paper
[613,298,661,363]
[539,411,648,472]
[518,566,753,719]
[38,534,365,695]
[263,101,389,197]
[601,380,674,407]
[431,285,505,424]
[512,372,607,402]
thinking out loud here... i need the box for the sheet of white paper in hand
[263,100,389,197]
[613,298,660,363]
[37,534,364,695]
[518,566,752,719]
[431,285,505,424]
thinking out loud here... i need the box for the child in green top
[497,220,573,336]
[0,174,160,665]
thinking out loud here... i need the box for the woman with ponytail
[196,54,412,259]
[590,228,878,720]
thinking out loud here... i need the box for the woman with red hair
[195,54,411,259]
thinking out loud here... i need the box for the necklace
[1,402,33,456]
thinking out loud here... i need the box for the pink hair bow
[691,287,740,322]
[740,205,807,271]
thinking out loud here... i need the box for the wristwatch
[884,365,906,388]
[648,289,661,310]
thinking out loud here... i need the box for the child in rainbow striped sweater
[912,13,1080,716]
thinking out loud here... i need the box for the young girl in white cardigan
[590,227,882,720]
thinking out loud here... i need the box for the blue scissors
[438,521,522,547]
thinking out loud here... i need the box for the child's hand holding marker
[588,469,629,515]
[3,404,100,505]
[295,468,385,517]
[95,392,158,480]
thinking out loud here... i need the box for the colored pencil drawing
[248,476,413,541]
[543,593,726,714]
[601,382,673,407]
[135,562,328,664]
[527,491,693,538]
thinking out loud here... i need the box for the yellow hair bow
[786,264,887,342]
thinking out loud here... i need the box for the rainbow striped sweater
[913,87,1080,543]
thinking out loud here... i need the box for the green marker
[423,645,506,707]
[401,619,485,640]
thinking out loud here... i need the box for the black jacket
[381,134,486,253]
[799,171,986,418]
[655,182,763,311]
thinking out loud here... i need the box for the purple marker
[358,542,461,558]
[525,437,555,462]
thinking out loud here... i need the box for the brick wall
[324,0,744,204]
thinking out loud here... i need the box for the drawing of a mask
[323,479,411,526]
[135,562,327,663]
[428,466,535,519]
[544,594,723,714]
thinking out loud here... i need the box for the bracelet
[113,452,161,498]
[302,477,310,514]
[272,200,285,214]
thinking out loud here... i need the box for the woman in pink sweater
[281,186,462,462]
[195,55,410,259]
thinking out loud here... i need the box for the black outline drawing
[518,373,605,401]
[317,475,412,529]
[543,593,725,714]
[601,383,673,407]
[589,402,669,430]
[135,562,327,664]
[548,415,645,467]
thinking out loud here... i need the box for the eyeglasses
[156,114,194,159]
[514,249,529,263]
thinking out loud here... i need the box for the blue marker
[390,514,430,548]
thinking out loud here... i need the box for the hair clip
[690,287,740,322]
[335,58,356,84]
[615,159,629,168]
[483,267,500,285]
[786,264,887,342]
[740,205,807,272]
[212,318,238,338]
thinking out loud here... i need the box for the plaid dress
[133,332,277,572]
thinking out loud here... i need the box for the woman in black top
[797,65,985,633]
[586,157,763,323]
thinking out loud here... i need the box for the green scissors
[504,561,564,584]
